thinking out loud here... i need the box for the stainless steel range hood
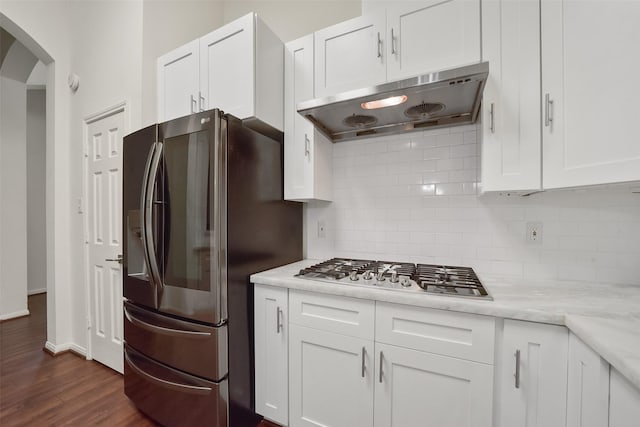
[297,62,489,143]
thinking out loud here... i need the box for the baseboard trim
[43,341,87,359]
[28,288,47,296]
[0,309,30,322]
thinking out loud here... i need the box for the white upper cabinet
[566,333,610,427]
[284,35,332,202]
[314,13,387,98]
[157,13,283,131]
[314,1,481,98]
[541,0,640,188]
[481,0,541,192]
[157,40,200,122]
[387,0,481,81]
[498,320,568,427]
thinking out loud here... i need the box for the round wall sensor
[68,73,80,92]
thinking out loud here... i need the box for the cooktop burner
[296,258,491,300]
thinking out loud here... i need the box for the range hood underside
[297,62,489,143]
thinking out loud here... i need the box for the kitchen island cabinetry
[314,0,481,98]
[497,320,568,427]
[609,367,640,427]
[284,35,332,202]
[566,333,610,427]
[157,13,283,131]
[254,285,289,426]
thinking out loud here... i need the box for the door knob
[106,254,123,264]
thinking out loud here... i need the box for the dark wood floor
[0,294,277,426]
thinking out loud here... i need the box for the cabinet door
[157,39,199,122]
[254,285,288,426]
[499,320,568,427]
[289,324,374,427]
[481,0,541,192]
[566,333,609,427]
[609,368,640,427]
[374,343,493,427]
[200,13,254,119]
[542,1,640,188]
[314,12,386,97]
[387,0,481,81]
[285,35,332,202]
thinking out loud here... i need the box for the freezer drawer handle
[124,306,211,339]
[125,351,212,395]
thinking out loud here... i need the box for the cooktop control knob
[362,270,373,280]
[390,271,399,283]
[400,276,411,287]
[349,270,359,281]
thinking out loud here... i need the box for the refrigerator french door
[122,110,302,427]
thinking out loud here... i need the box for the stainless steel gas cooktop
[296,258,492,300]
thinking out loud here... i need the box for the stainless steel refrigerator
[122,109,302,427]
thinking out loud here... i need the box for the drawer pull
[377,32,382,58]
[361,347,366,378]
[124,306,211,339]
[379,351,384,383]
[276,306,283,334]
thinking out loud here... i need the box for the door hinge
[86,317,91,330]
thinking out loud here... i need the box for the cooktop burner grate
[296,258,491,299]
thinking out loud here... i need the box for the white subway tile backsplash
[305,126,640,285]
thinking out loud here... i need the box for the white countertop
[251,259,640,391]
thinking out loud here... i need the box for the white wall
[27,88,46,295]
[1,0,74,347]
[305,126,640,285]
[0,75,28,319]
[222,0,361,42]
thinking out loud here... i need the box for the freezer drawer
[124,301,227,381]
[124,345,228,427]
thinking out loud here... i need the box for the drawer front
[376,302,495,364]
[124,345,227,427]
[124,301,227,381]
[289,290,375,340]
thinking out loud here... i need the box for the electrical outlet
[526,222,543,244]
[317,221,326,238]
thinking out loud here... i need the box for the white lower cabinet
[289,324,375,427]
[374,342,493,427]
[498,320,568,427]
[609,368,640,427]
[254,285,289,426]
[566,333,610,427]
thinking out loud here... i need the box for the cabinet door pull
[199,92,205,112]
[276,306,283,334]
[489,102,495,133]
[514,349,521,389]
[304,134,310,157]
[545,93,554,128]
[361,347,366,378]
[379,351,384,383]
[377,32,382,58]
[391,28,397,55]
[190,95,197,113]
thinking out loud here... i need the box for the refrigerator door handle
[144,142,164,291]
[124,305,212,339]
[124,350,213,395]
[140,142,156,286]
[213,113,228,323]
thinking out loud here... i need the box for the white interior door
[86,106,125,373]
